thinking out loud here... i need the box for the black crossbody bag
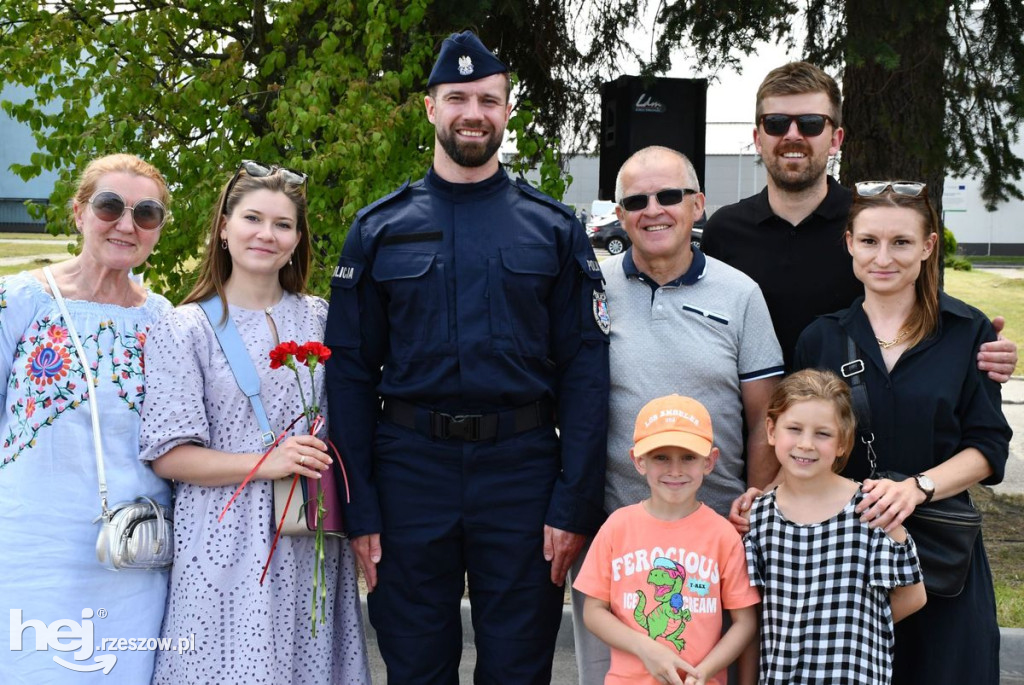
[842,335,982,597]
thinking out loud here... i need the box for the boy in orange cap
[574,395,759,685]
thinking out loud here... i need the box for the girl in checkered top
[744,370,926,684]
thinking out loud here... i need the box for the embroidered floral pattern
[3,313,153,467]
[47,324,69,344]
[26,342,72,386]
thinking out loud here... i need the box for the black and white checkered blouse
[745,487,922,684]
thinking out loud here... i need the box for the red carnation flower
[299,342,331,367]
[269,341,301,369]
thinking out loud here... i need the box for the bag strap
[841,333,880,476]
[43,267,111,516]
[197,296,276,447]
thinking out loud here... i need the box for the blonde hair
[767,369,856,473]
[182,168,311,317]
[71,153,170,213]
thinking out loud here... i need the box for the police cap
[426,31,508,88]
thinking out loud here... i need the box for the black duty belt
[382,397,555,442]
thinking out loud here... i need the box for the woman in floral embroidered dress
[139,163,369,683]
[0,154,173,684]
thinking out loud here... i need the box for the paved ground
[997,376,1024,497]
[360,600,1024,684]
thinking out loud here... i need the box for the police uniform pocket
[489,246,559,356]
[372,250,450,355]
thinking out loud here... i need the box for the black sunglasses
[88,190,168,231]
[759,113,835,137]
[619,188,698,213]
[854,181,927,197]
[221,160,308,215]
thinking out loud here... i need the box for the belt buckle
[436,413,483,441]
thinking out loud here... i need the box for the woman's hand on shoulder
[728,487,764,534]
[857,477,924,534]
[257,434,332,480]
[977,316,1018,383]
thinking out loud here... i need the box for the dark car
[586,217,630,255]
[586,211,707,255]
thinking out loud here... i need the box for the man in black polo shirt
[702,61,1017,378]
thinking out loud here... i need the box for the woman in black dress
[794,181,1011,684]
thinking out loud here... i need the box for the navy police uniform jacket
[325,166,610,539]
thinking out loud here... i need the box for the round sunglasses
[88,190,168,231]
[759,113,835,137]
[619,188,699,212]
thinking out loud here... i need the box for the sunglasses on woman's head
[222,160,309,215]
[759,113,835,137]
[88,190,168,231]
[619,188,698,212]
[854,181,927,197]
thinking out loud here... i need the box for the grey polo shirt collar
[622,245,708,294]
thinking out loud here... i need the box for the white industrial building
[557,120,1024,256]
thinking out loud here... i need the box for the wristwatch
[912,473,935,504]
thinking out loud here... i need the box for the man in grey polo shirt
[569,145,784,682]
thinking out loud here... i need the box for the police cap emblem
[458,55,474,76]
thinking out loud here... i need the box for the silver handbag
[44,268,173,572]
[95,496,174,571]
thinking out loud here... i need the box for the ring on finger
[299,455,306,466]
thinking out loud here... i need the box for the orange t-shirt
[574,503,760,685]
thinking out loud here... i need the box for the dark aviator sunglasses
[88,190,168,231]
[221,160,308,215]
[619,188,699,213]
[760,113,835,137]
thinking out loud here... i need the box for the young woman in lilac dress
[140,162,369,684]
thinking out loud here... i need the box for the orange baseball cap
[632,394,714,457]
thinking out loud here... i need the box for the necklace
[876,326,910,349]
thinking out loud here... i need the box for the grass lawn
[943,269,1024,376]
[972,488,1024,628]
[0,257,70,278]
[0,241,74,259]
[0,231,72,241]
[967,255,1024,265]
[0,232,76,278]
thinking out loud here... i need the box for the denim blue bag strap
[198,296,276,447]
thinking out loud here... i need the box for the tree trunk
[840,0,949,218]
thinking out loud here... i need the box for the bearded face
[435,121,504,168]
[755,92,842,194]
[427,73,511,171]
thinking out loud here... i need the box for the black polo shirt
[702,176,862,369]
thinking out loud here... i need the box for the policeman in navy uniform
[325,31,610,684]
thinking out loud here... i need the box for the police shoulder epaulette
[355,180,412,219]
[514,178,575,219]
